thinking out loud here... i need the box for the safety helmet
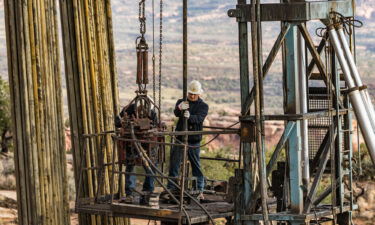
[187,80,203,95]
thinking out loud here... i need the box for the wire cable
[129,125,216,225]
[129,125,192,225]
[172,121,240,149]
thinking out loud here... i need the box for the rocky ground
[2,149,375,225]
[353,182,375,225]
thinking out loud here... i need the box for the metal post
[336,26,375,131]
[284,23,304,217]
[328,26,375,165]
[236,0,252,224]
[298,27,310,193]
[179,0,188,219]
[252,0,269,223]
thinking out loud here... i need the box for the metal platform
[76,195,233,224]
[241,204,357,222]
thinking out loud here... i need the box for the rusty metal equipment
[74,0,240,224]
[228,0,363,224]
[117,91,164,167]
[74,0,367,225]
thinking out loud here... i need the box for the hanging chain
[158,0,163,117]
[139,0,146,38]
[152,0,156,103]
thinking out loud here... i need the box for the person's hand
[178,101,189,110]
[184,110,190,118]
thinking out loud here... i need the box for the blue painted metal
[266,121,296,176]
[284,23,303,214]
[236,0,253,225]
[230,1,356,224]
[332,46,344,212]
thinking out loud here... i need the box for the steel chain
[152,0,156,103]
[158,0,163,115]
[139,0,146,37]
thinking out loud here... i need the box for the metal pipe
[203,125,239,130]
[336,26,375,131]
[200,156,239,162]
[236,0,251,220]
[180,0,188,218]
[114,171,182,180]
[130,132,192,225]
[130,126,215,225]
[328,27,375,165]
[298,29,310,192]
[114,136,186,147]
[152,129,239,136]
[252,0,269,223]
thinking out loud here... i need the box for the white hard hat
[188,80,203,95]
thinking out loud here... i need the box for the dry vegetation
[0,154,16,190]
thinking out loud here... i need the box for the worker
[167,80,209,200]
[115,103,159,204]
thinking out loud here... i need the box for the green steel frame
[230,0,356,224]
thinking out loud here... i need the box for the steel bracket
[240,120,256,143]
[228,6,247,22]
[228,0,354,22]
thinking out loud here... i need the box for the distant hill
[0,0,375,113]
[111,0,375,112]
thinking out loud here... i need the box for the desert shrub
[353,143,375,181]
[201,147,236,181]
[0,154,16,190]
[67,165,76,201]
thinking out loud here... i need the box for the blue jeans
[125,164,156,195]
[167,143,205,191]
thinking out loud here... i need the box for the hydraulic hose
[129,124,215,225]
[129,124,191,225]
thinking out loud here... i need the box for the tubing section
[329,27,375,165]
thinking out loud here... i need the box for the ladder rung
[340,129,353,134]
[310,72,345,80]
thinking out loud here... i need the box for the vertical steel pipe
[284,23,304,214]
[329,26,375,165]
[252,0,269,223]
[336,26,375,131]
[297,30,310,191]
[180,0,188,217]
[236,1,252,223]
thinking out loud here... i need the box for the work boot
[197,192,204,201]
[120,195,134,204]
[140,194,150,205]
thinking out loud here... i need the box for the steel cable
[129,124,216,225]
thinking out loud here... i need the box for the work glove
[178,101,189,110]
[184,110,190,118]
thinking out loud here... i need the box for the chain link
[158,0,163,116]
[152,0,156,103]
[139,0,146,37]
